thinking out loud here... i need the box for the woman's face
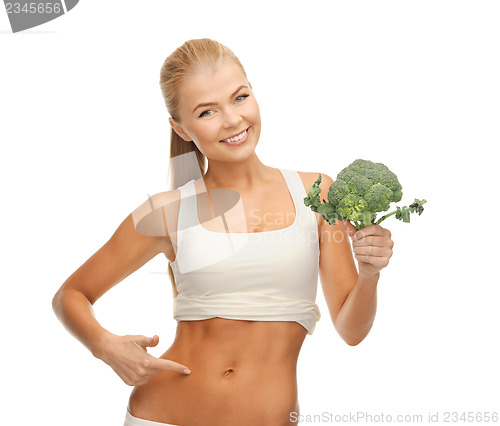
[169,61,261,162]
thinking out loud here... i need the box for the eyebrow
[192,85,248,114]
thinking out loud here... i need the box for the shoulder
[131,189,182,239]
[130,189,184,260]
[297,170,334,197]
[297,170,334,226]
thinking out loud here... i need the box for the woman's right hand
[96,334,191,386]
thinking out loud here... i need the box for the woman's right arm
[52,198,191,384]
[52,212,167,358]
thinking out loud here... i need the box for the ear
[168,117,192,142]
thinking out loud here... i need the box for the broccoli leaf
[304,160,426,230]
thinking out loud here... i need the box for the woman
[52,38,394,426]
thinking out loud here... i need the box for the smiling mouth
[220,127,250,143]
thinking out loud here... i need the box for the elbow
[337,320,374,346]
[52,290,62,315]
[342,333,367,346]
[345,338,363,347]
[333,321,365,346]
[52,287,69,315]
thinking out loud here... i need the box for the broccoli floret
[303,159,426,230]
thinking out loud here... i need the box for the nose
[222,106,242,129]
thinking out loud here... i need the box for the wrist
[357,271,380,286]
[92,329,116,360]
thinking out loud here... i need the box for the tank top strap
[278,168,309,218]
[176,179,198,234]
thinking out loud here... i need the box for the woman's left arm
[335,223,393,346]
[316,173,394,346]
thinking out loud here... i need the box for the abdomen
[128,318,306,426]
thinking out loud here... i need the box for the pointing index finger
[149,356,191,374]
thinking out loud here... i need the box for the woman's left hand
[342,221,394,278]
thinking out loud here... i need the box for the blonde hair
[159,38,249,296]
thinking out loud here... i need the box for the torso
[128,169,323,426]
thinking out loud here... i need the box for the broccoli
[304,159,427,231]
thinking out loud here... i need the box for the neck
[203,154,272,191]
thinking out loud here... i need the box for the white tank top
[170,168,321,335]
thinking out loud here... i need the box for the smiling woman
[166,58,262,170]
[52,38,391,426]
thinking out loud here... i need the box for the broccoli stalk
[374,199,427,226]
[303,159,426,231]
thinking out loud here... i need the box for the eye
[236,94,249,102]
[199,109,213,118]
[198,94,250,118]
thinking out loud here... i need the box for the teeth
[222,129,247,143]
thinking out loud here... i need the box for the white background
[1,1,499,425]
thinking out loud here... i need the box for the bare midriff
[127,317,307,426]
